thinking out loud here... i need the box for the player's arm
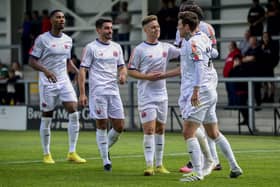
[127,47,162,81]
[118,65,127,84]
[67,59,79,74]
[161,67,181,78]
[128,69,162,81]
[29,56,57,83]
[77,66,88,107]
[191,60,203,107]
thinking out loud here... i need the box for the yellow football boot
[67,152,86,163]
[43,154,55,164]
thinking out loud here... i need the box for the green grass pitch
[0,131,280,187]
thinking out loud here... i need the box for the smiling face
[50,11,65,32]
[144,20,160,41]
[97,21,113,42]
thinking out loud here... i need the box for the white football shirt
[180,31,218,95]
[30,32,72,85]
[80,39,125,96]
[128,41,180,106]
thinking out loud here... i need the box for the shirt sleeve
[167,44,180,60]
[211,48,219,59]
[80,45,93,68]
[29,35,44,59]
[207,24,217,46]
[117,45,125,67]
[128,47,141,70]
[67,38,73,59]
[194,60,203,87]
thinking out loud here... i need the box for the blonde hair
[142,15,158,26]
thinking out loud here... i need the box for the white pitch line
[1,149,280,165]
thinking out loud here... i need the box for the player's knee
[206,130,219,139]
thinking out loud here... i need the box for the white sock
[214,133,239,169]
[40,117,52,155]
[143,134,155,167]
[155,134,164,167]
[68,112,80,153]
[195,127,213,163]
[207,136,220,165]
[187,137,203,177]
[108,128,120,148]
[96,129,110,165]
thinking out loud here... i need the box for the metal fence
[1,77,280,135]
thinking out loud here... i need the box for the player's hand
[119,73,127,85]
[191,89,200,107]
[146,72,163,81]
[44,70,57,83]
[79,94,88,107]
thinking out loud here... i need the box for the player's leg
[195,126,215,176]
[41,111,54,164]
[180,120,203,182]
[96,119,112,171]
[108,95,125,148]
[204,124,243,178]
[154,101,169,174]
[39,84,56,164]
[63,101,86,163]
[207,136,222,170]
[61,82,86,163]
[140,108,157,176]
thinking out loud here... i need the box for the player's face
[51,12,65,30]
[144,20,160,39]
[178,19,189,38]
[98,22,113,41]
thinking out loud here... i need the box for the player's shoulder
[36,32,49,41]
[133,42,146,51]
[190,32,210,47]
[62,33,72,41]
[110,41,122,48]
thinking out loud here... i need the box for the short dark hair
[180,4,204,20]
[95,18,113,29]
[142,15,158,26]
[49,9,63,18]
[178,11,199,31]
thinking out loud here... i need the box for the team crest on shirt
[64,44,70,49]
[148,55,153,58]
[51,44,56,47]
[41,102,47,108]
[96,109,101,115]
[98,52,103,56]
[113,51,118,57]
[162,51,167,58]
[141,111,147,118]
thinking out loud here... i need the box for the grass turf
[0,131,280,187]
